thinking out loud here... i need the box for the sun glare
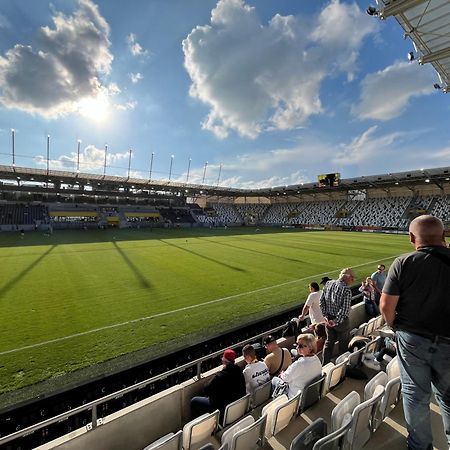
[78,95,110,122]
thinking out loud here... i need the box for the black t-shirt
[383,246,450,338]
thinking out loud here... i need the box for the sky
[0,0,448,188]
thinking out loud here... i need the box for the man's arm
[380,293,399,327]
[299,304,310,320]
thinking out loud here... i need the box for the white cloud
[0,0,114,118]
[115,100,137,111]
[352,61,435,121]
[35,144,129,172]
[129,72,143,83]
[333,125,407,165]
[0,14,11,29]
[127,33,148,57]
[183,0,377,139]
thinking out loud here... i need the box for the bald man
[381,215,450,450]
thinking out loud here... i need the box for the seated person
[272,334,323,399]
[263,335,292,377]
[190,349,246,419]
[310,322,326,353]
[242,344,270,394]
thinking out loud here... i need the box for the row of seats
[143,315,398,450]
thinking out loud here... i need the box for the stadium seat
[182,410,219,450]
[263,393,300,438]
[221,415,266,450]
[297,374,325,415]
[144,430,182,450]
[365,318,377,336]
[363,371,388,401]
[378,376,401,428]
[347,385,385,449]
[221,394,251,428]
[322,358,348,396]
[312,414,352,450]
[331,391,360,432]
[251,380,272,408]
[347,347,365,368]
[386,356,400,380]
[289,418,327,450]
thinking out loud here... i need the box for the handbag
[272,380,289,398]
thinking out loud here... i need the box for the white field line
[0,254,400,356]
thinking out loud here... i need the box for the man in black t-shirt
[381,215,450,450]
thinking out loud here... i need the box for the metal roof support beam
[380,0,428,18]
[419,46,450,64]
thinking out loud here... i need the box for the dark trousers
[323,317,350,365]
[190,396,213,418]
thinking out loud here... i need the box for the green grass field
[0,227,412,398]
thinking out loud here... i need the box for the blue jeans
[364,299,379,319]
[396,331,450,450]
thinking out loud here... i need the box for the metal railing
[0,322,288,446]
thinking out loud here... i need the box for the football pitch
[0,227,412,397]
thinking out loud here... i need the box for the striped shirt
[319,279,351,325]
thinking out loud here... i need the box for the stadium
[1,0,450,449]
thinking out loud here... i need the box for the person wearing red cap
[190,348,246,419]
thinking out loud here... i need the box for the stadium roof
[1,164,450,198]
[373,0,450,93]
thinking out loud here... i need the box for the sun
[78,94,110,122]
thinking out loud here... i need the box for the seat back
[374,315,384,330]
[144,430,182,450]
[322,358,348,396]
[378,376,401,423]
[298,375,325,415]
[222,394,251,427]
[251,380,272,408]
[335,352,350,365]
[364,336,381,355]
[331,391,360,432]
[267,393,300,438]
[262,394,288,439]
[347,385,385,449]
[221,416,254,450]
[366,318,377,336]
[231,415,266,450]
[313,415,352,450]
[347,347,365,368]
[182,410,219,450]
[290,418,327,450]
[363,371,388,401]
[386,356,400,380]
[355,323,367,336]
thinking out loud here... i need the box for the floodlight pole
[76,139,81,173]
[46,135,50,176]
[103,144,108,176]
[127,148,132,179]
[202,161,208,185]
[169,155,174,181]
[149,152,154,180]
[186,158,191,183]
[216,163,222,186]
[11,129,15,168]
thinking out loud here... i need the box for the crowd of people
[189,215,450,450]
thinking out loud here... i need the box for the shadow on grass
[0,244,57,299]
[160,239,247,273]
[198,236,305,263]
[112,241,152,289]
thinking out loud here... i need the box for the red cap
[223,348,236,363]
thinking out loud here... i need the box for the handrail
[0,294,364,445]
[0,322,289,445]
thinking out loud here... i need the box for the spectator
[320,268,355,364]
[263,335,292,377]
[242,344,270,394]
[359,277,379,319]
[272,334,322,399]
[190,349,246,419]
[320,276,331,286]
[381,215,450,450]
[371,264,386,305]
[310,322,327,353]
[299,282,325,325]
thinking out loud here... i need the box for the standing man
[371,264,386,305]
[320,268,355,364]
[381,215,450,450]
[299,282,325,325]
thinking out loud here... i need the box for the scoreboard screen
[318,173,340,187]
